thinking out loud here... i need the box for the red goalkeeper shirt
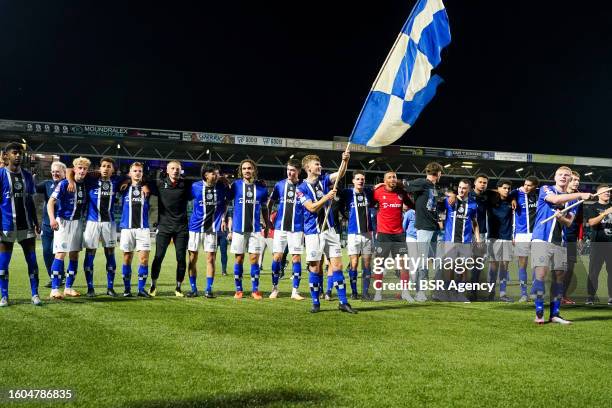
[373,186,412,234]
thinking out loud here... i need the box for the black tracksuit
[150,177,192,283]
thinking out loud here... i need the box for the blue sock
[234,264,243,292]
[292,262,301,289]
[206,277,214,292]
[362,268,371,294]
[550,281,563,317]
[122,265,132,292]
[250,264,260,292]
[25,251,39,296]
[66,260,78,289]
[533,279,545,317]
[137,265,148,292]
[518,267,527,296]
[499,268,508,295]
[348,268,358,295]
[487,265,497,284]
[530,269,537,295]
[189,275,197,292]
[84,253,95,290]
[0,252,11,298]
[51,259,64,290]
[333,270,348,305]
[308,271,321,305]
[105,252,116,289]
[326,275,333,295]
[271,260,281,288]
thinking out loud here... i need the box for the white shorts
[272,231,304,254]
[347,232,373,256]
[441,242,473,260]
[53,219,84,253]
[513,233,532,257]
[120,228,151,252]
[305,230,342,262]
[488,239,513,262]
[188,231,218,252]
[83,221,117,249]
[531,240,567,271]
[230,232,262,254]
[0,229,36,243]
[406,236,419,261]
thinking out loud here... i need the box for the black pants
[151,230,188,283]
[587,242,612,298]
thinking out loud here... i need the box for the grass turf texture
[1,242,611,408]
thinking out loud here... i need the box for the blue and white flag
[350,0,451,147]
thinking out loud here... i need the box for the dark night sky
[1,1,611,157]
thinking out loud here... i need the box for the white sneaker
[401,290,415,303]
[373,291,383,302]
[290,290,304,301]
[31,295,42,306]
[415,291,427,302]
[269,288,279,299]
[0,296,8,307]
[549,315,572,325]
[518,295,528,303]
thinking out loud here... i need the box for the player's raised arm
[328,151,350,183]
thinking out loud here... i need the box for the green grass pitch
[1,242,611,407]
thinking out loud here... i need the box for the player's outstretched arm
[329,151,350,183]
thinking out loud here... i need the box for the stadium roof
[1,118,610,186]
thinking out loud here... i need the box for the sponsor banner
[333,142,381,153]
[493,152,528,162]
[532,154,574,165]
[183,132,234,144]
[400,147,425,156]
[443,149,495,160]
[146,130,181,140]
[574,156,612,167]
[286,138,334,150]
[81,125,128,138]
[26,122,73,135]
[0,120,27,131]
[234,134,285,147]
[23,122,128,138]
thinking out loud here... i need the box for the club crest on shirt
[357,195,363,201]
[13,181,22,191]
[287,191,294,198]
[316,190,324,198]
[102,183,110,191]
[77,190,83,198]
[458,206,465,214]
[246,190,253,198]
[133,189,141,197]
[206,193,213,200]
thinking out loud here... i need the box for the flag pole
[539,187,610,224]
[320,142,351,232]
